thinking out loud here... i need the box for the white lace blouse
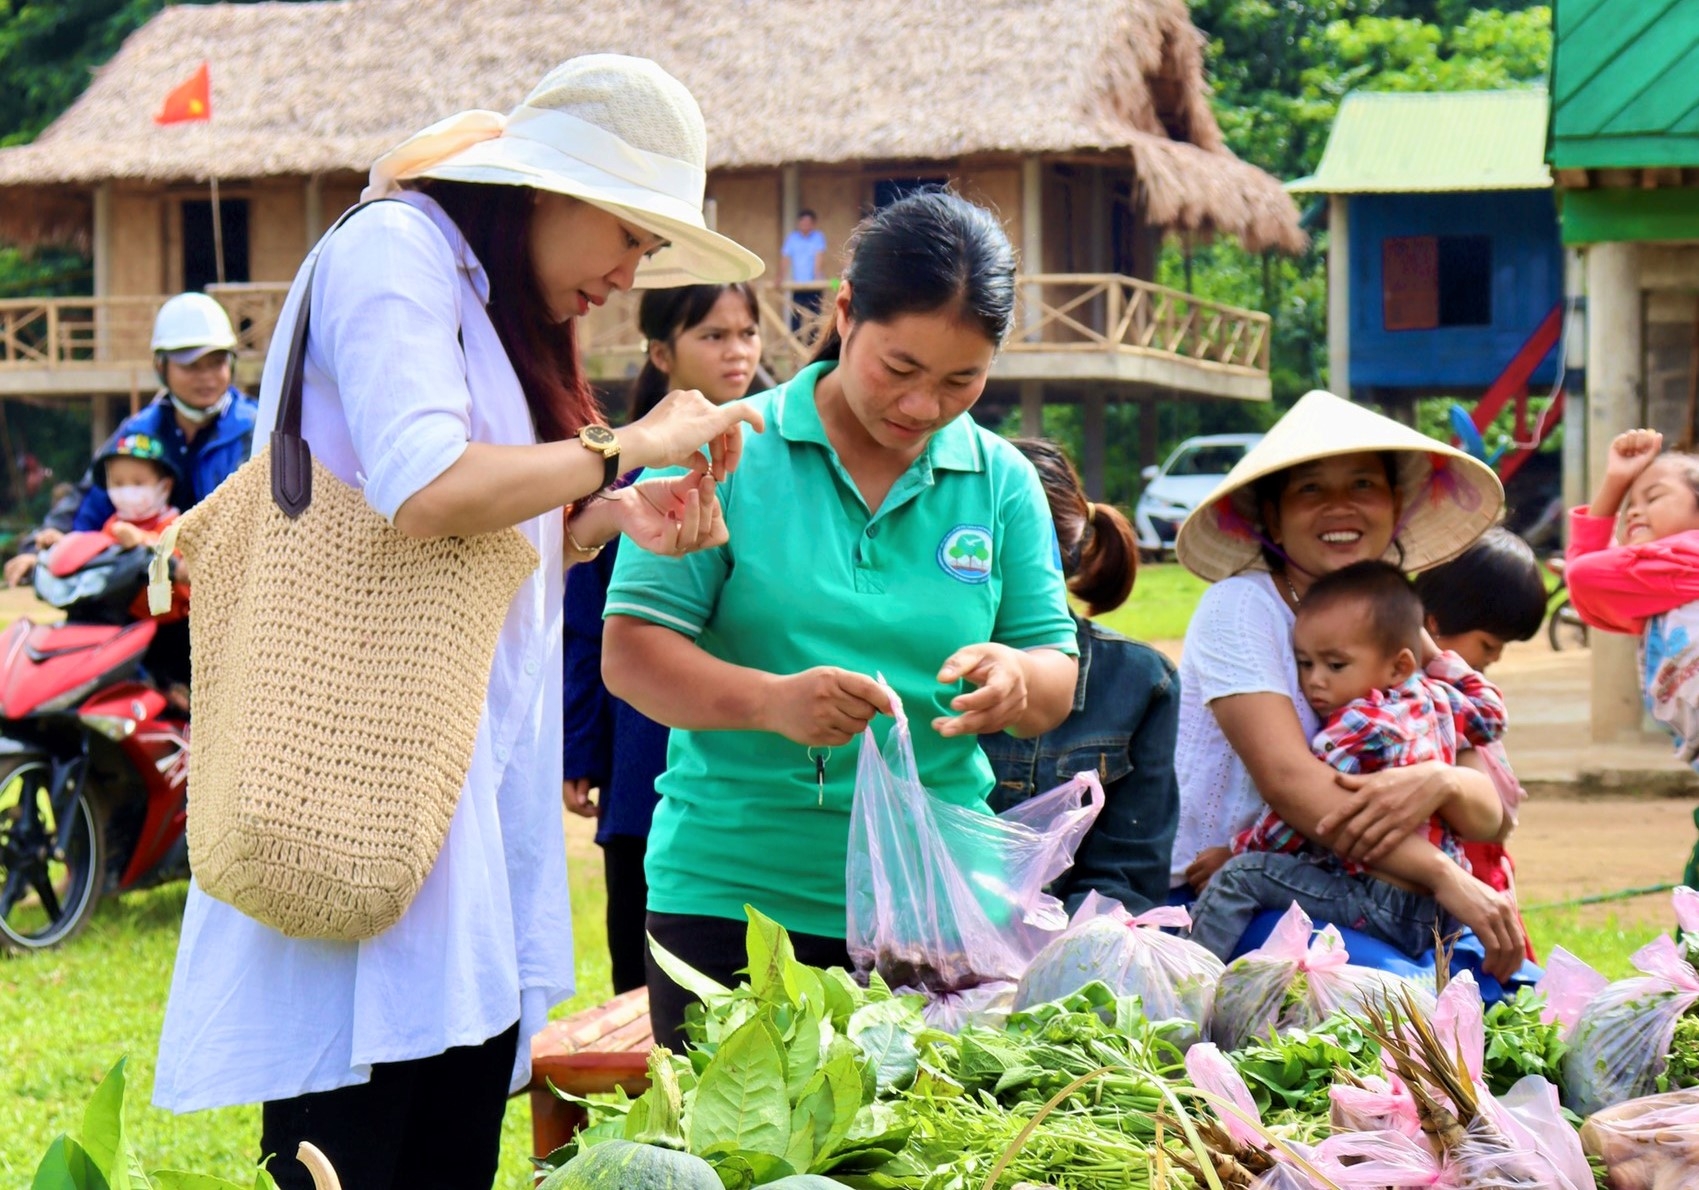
[1169,572,1320,887]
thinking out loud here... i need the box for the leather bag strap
[271,198,408,517]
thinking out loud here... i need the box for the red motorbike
[0,531,189,950]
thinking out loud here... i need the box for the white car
[1134,433,1264,556]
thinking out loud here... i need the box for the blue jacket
[72,389,258,530]
[563,534,670,843]
[980,614,1180,915]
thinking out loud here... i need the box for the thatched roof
[0,0,1304,252]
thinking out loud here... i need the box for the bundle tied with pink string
[1561,887,1699,1115]
[1012,892,1224,1043]
[1210,903,1429,1053]
[1309,974,1592,1190]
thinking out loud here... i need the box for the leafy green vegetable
[1481,988,1570,1097]
[1656,1008,1699,1093]
[1228,1012,1381,1122]
[30,1060,277,1190]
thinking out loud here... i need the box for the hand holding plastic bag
[1561,933,1699,1116]
[846,683,1104,994]
[1013,893,1223,1041]
[1211,903,1429,1051]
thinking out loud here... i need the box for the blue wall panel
[1346,190,1564,392]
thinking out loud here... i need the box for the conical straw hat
[1174,390,1504,583]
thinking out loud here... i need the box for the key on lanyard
[808,747,832,807]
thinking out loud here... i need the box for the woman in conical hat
[1168,390,1525,980]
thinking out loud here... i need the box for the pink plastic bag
[846,685,1104,992]
[1210,903,1431,1051]
[1013,894,1223,1038]
[1561,933,1699,1116]
[1579,1086,1699,1190]
[1185,1043,1332,1189]
[1533,945,1608,1038]
[1309,1129,1447,1188]
[1330,1072,1422,1138]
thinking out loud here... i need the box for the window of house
[873,177,949,208]
[1382,234,1492,330]
[181,198,250,292]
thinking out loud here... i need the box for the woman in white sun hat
[1168,390,1528,980]
[153,55,764,1189]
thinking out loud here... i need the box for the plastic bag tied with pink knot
[846,681,1104,997]
[1210,903,1431,1052]
[1012,892,1224,1042]
[1312,973,1591,1190]
[1532,944,1608,1041]
[1182,1042,1333,1190]
[1561,891,1699,1116]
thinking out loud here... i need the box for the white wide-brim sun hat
[1174,390,1505,583]
[363,54,763,287]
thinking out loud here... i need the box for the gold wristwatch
[578,424,621,489]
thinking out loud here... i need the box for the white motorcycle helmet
[151,293,238,423]
[151,292,237,369]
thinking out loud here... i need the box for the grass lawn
[1095,561,1209,643]
[0,820,613,1188]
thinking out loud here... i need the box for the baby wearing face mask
[94,434,180,549]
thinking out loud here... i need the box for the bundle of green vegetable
[31,1059,286,1190]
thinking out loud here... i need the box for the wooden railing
[0,285,291,375]
[581,276,1268,382]
[0,275,1269,389]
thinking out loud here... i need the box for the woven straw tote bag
[153,203,539,941]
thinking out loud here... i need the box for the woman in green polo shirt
[603,191,1080,1039]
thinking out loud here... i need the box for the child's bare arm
[1591,428,1662,519]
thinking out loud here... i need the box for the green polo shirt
[605,361,1076,939]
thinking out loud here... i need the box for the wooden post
[1022,157,1043,343]
[93,183,112,362]
[1089,165,1109,334]
[1081,390,1107,501]
[1586,242,1644,744]
[90,395,114,455]
[1020,381,1043,437]
[304,173,325,249]
[1327,194,1351,400]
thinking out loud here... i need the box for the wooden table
[527,987,655,1157]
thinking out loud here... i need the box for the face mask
[108,482,170,523]
[169,390,231,425]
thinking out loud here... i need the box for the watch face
[581,424,618,450]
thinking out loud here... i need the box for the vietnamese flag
[154,62,211,125]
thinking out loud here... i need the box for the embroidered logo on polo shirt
[937,524,993,584]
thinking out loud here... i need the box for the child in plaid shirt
[1187,560,1506,960]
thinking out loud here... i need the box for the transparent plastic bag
[1561,934,1699,1117]
[845,684,1104,992]
[1012,894,1223,1040]
[919,981,1017,1033]
[1308,1129,1446,1188]
[1210,903,1430,1051]
[1579,1086,1699,1190]
[1533,945,1608,1039]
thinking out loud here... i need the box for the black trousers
[602,834,649,995]
[645,911,850,1044]
[259,1022,518,1190]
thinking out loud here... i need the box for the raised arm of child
[1567,429,1699,634]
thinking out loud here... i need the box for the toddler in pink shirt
[1566,429,1699,762]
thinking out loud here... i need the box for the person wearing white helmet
[4,293,259,587]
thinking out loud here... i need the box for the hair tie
[1084,502,1097,526]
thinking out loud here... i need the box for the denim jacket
[980,614,1180,915]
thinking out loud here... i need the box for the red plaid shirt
[1233,651,1507,874]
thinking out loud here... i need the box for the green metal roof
[1288,90,1552,195]
[1549,0,1699,170]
